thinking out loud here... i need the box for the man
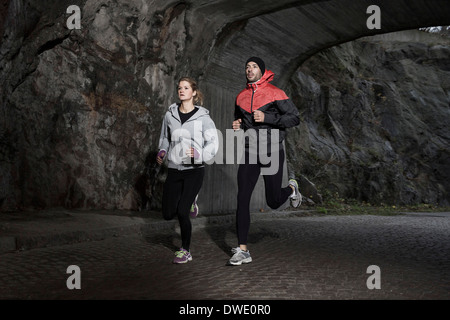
[229,57,301,266]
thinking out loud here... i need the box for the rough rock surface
[286,31,450,205]
[1,0,183,211]
[1,1,450,212]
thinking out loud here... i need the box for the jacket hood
[168,103,210,120]
[247,69,274,88]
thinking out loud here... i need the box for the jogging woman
[157,77,219,264]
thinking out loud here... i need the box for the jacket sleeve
[264,98,300,128]
[234,103,244,121]
[234,103,248,130]
[158,112,170,152]
[201,116,219,163]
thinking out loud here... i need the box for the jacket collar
[246,69,274,90]
[168,103,208,122]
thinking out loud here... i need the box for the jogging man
[229,57,301,266]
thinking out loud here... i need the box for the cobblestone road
[1,212,449,301]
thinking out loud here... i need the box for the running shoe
[228,247,252,266]
[173,248,192,264]
[189,195,199,218]
[288,179,302,208]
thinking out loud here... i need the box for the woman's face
[178,81,196,102]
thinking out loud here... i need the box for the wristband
[157,150,166,159]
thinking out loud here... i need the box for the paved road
[1,212,449,302]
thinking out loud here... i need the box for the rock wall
[1,0,450,212]
[286,30,450,205]
[1,0,184,211]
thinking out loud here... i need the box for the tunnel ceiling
[185,0,450,89]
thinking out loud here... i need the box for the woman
[157,77,219,264]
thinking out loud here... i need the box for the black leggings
[162,167,205,251]
[236,148,292,245]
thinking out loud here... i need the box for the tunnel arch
[1,0,449,212]
[188,0,450,214]
[199,0,450,87]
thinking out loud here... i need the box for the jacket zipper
[250,84,255,113]
[172,108,202,164]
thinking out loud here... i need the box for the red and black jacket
[234,70,300,146]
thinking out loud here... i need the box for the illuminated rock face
[288,31,450,206]
[0,0,449,212]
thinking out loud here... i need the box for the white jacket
[158,103,219,170]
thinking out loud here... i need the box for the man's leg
[263,148,292,209]
[229,162,259,265]
[236,162,261,247]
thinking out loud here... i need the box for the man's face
[246,62,262,83]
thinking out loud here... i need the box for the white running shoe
[228,247,252,266]
[289,179,302,208]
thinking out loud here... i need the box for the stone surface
[1,212,449,300]
[1,1,450,213]
[287,31,450,205]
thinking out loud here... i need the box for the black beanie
[246,57,265,75]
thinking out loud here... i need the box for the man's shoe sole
[228,257,252,266]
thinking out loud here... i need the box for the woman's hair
[178,77,204,106]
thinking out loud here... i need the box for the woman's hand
[156,150,166,165]
[186,147,200,159]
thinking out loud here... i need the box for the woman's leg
[176,168,205,251]
[162,169,183,221]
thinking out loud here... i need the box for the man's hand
[232,118,242,131]
[253,110,265,123]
